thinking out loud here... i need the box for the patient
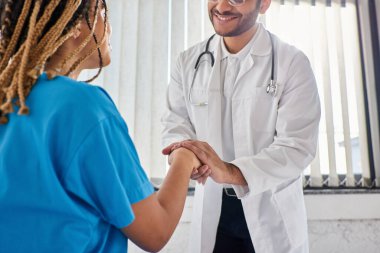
[0,1,200,252]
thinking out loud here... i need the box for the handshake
[162,140,247,186]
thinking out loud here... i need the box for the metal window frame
[356,0,380,187]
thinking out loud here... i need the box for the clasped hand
[162,140,229,185]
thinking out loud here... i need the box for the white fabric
[161,23,321,253]
[220,25,260,188]
[220,24,259,161]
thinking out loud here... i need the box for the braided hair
[0,0,108,124]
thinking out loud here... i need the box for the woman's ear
[72,23,82,39]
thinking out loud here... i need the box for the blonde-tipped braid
[0,0,32,72]
[58,1,100,75]
[0,0,80,117]
[0,45,25,88]
[32,0,82,58]
[0,0,108,124]
[30,0,61,45]
[0,1,14,58]
[1,70,19,115]
[30,0,83,78]
[83,1,108,83]
[28,28,78,80]
[17,0,41,115]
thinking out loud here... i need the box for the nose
[214,0,233,13]
[209,0,232,12]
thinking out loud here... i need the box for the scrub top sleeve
[63,116,154,229]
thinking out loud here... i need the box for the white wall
[308,220,380,253]
[129,194,380,253]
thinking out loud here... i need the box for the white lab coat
[161,24,321,253]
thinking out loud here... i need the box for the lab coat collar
[248,23,272,56]
[211,22,272,59]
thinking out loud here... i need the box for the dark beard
[208,0,262,37]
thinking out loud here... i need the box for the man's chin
[212,23,239,37]
[214,28,240,37]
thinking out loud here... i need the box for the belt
[223,187,237,197]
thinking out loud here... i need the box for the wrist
[222,162,233,183]
[171,148,198,173]
[223,162,247,186]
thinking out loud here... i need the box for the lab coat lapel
[235,24,272,85]
[235,55,254,85]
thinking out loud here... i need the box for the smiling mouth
[213,12,238,22]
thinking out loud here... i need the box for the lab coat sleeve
[161,53,197,148]
[231,52,321,198]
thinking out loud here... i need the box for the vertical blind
[81,0,378,188]
[263,0,371,187]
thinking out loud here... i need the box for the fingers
[194,167,212,185]
[162,142,183,155]
[191,165,211,185]
[185,140,209,150]
[162,143,176,155]
[180,141,208,163]
[162,139,196,155]
[191,165,209,180]
[199,169,212,185]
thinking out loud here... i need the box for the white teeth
[215,13,235,21]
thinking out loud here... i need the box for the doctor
[161,0,320,252]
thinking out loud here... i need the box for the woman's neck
[45,49,82,80]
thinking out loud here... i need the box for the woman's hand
[170,147,201,173]
[163,143,211,185]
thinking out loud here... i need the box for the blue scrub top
[0,74,154,253]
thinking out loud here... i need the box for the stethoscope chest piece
[266,80,278,97]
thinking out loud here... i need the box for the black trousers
[213,190,255,253]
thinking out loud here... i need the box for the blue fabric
[0,73,154,253]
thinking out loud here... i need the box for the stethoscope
[189,31,277,106]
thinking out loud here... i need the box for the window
[81,0,379,188]
[263,0,372,188]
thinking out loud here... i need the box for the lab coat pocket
[189,88,208,107]
[253,86,277,105]
[273,178,308,248]
[188,88,208,139]
[248,87,278,133]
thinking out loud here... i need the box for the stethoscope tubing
[194,34,216,69]
[189,31,276,105]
